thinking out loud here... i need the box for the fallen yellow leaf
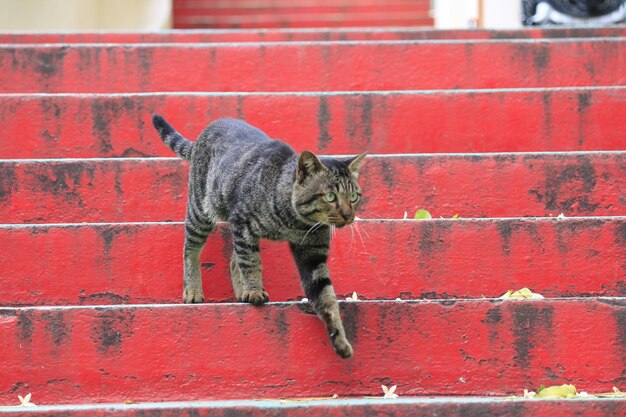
[500,288,544,300]
[414,209,432,220]
[536,384,577,398]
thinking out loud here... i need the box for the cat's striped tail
[152,114,193,160]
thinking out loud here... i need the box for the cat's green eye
[350,192,360,203]
[324,192,337,202]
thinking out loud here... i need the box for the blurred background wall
[0,0,522,31]
[0,0,172,31]
[434,0,522,28]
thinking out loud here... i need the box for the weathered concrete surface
[1,218,625,305]
[1,88,625,158]
[1,39,625,93]
[0,299,623,403]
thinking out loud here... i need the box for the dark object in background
[522,0,626,25]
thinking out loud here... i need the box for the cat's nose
[340,209,352,222]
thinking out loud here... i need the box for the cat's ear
[347,152,368,178]
[297,150,325,183]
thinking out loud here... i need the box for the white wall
[434,0,522,29]
[0,0,172,31]
[482,0,522,28]
[433,0,480,29]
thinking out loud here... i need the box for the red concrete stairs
[1,26,625,416]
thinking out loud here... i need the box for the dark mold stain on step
[511,304,554,368]
[17,310,35,343]
[91,308,136,354]
[317,96,331,151]
[543,156,599,214]
[0,164,18,202]
[41,310,71,346]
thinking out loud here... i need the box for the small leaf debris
[279,394,339,403]
[345,291,358,301]
[523,389,536,398]
[382,385,399,399]
[18,394,36,407]
[414,209,432,220]
[595,387,626,398]
[272,385,624,405]
[500,288,544,300]
[510,384,626,400]
[536,384,577,398]
[3,393,37,408]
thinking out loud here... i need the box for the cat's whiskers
[356,220,370,240]
[353,221,367,252]
[349,224,356,252]
[300,222,322,245]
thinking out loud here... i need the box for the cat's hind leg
[229,252,244,301]
[182,203,215,303]
[229,220,269,305]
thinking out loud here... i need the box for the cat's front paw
[332,336,353,359]
[183,287,205,303]
[239,289,269,305]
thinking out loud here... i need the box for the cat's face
[293,151,367,228]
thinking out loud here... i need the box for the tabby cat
[152,115,366,358]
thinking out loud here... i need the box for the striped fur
[152,115,366,358]
[152,114,193,160]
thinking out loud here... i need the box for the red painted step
[172,3,431,16]
[2,87,624,158]
[176,0,428,4]
[172,0,432,28]
[1,218,624,306]
[0,397,624,417]
[3,152,626,224]
[2,27,625,44]
[2,39,625,93]
[174,0,429,6]
[0,299,623,403]
[174,13,433,29]
[173,10,432,30]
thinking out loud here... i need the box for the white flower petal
[381,384,399,399]
[523,389,537,398]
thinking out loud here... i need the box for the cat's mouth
[328,216,354,228]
